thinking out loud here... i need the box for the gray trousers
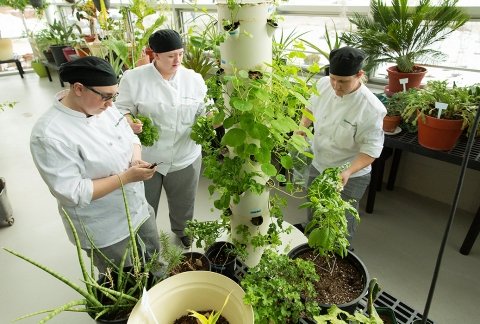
[306,165,371,242]
[85,207,161,275]
[144,156,202,237]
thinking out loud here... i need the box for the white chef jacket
[115,64,207,175]
[308,77,386,177]
[30,91,150,248]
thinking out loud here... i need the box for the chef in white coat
[297,46,386,244]
[30,57,160,274]
[116,29,208,248]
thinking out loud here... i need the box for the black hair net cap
[59,56,117,86]
[329,46,366,76]
[149,29,183,53]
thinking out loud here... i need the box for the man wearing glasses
[30,57,162,275]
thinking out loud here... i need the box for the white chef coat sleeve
[356,111,385,159]
[30,137,94,208]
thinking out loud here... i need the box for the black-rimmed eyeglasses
[84,85,119,101]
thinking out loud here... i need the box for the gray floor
[0,72,478,324]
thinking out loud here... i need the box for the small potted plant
[184,218,240,280]
[289,165,370,315]
[376,91,413,134]
[241,250,321,323]
[312,278,397,324]
[157,231,211,276]
[401,80,480,150]
[46,19,80,66]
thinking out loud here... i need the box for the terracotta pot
[84,35,97,43]
[386,65,427,93]
[417,113,463,151]
[145,47,154,62]
[75,46,91,58]
[383,115,402,133]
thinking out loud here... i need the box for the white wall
[383,152,480,214]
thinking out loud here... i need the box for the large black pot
[205,241,237,280]
[42,49,55,63]
[90,314,128,324]
[49,45,69,66]
[89,266,156,324]
[288,243,369,315]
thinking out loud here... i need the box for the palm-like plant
[341,0,469,73]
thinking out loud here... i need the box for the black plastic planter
[205,241,237,280]
[288,243,369,315]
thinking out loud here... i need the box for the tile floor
[0,72,479,324]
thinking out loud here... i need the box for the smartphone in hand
[148,162,158,169]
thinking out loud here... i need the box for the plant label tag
[399,78,409,92]
[435,102,448,118]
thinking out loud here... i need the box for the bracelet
[116,173,123,186]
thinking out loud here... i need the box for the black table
[42,61,64,87]
[366,131,480,255]
[0,59,24,78]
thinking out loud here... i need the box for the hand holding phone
[148,162,158,169]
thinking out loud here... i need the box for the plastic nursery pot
[205,241,237,280]
[288,243,369,315]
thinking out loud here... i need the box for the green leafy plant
[184,218,228,251]
[301,165,359,258]
[133,114,160,147]
[72,0,98,36]
[125,0,167,67]
[3,182,164,323]
[187,292,231,324]
[101,37,130,77]
[183,41,217,80]
[190,57,317,256]
[341,0,469,73]
[31,28,54,53]
[401,80,480,135]
[272,28,309,66]
[241,250,320,323]
[0,0,29,12]
[157,231,184,275]
[46,19,79,45]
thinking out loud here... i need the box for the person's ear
[72,82,85,96]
